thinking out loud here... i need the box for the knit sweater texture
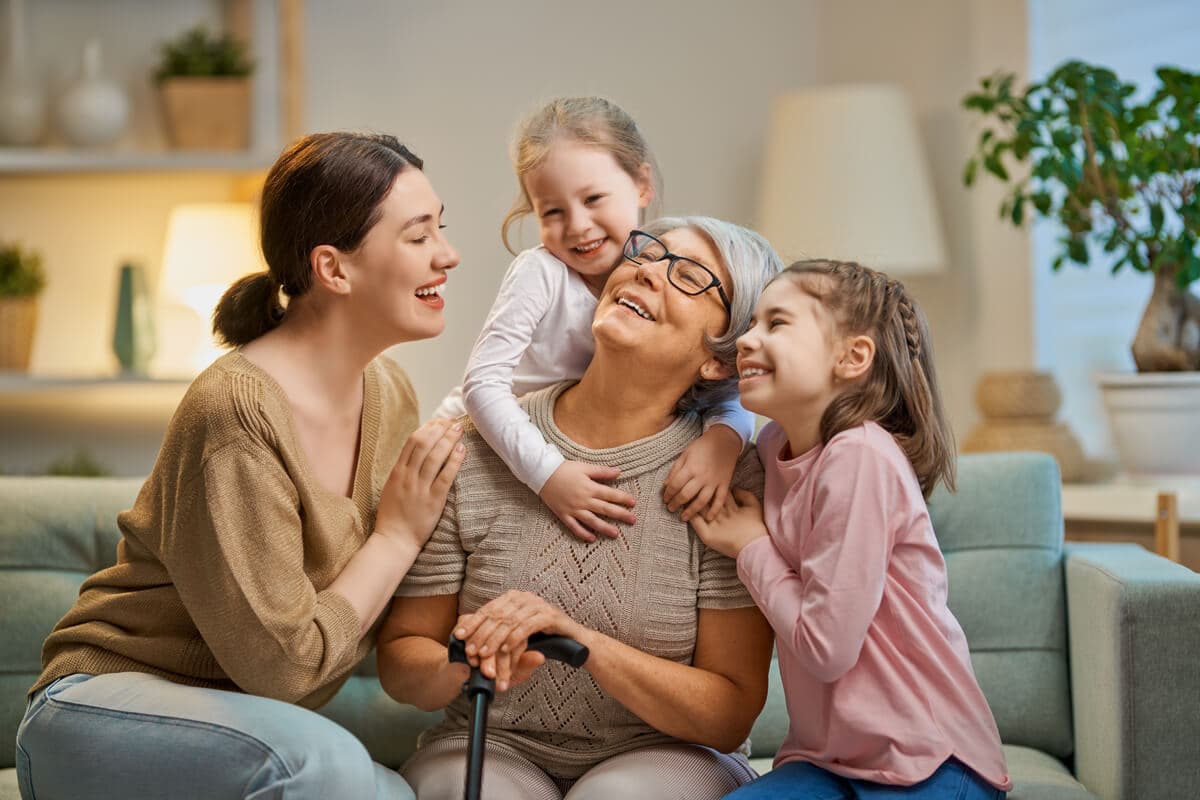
[33,351,419,708]
[398,380,763,780]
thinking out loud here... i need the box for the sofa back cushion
[0,477,434,771]
[929,452,1073,758]
[0,478,140,770]
[749,452,1073,760]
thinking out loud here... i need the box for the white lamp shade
[159,203,265,318]
[757,84,947,275]
[157,203,265,373]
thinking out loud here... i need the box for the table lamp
[158,203,264,374]
[757,84,947,274]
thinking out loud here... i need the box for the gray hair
[641,216,784,418]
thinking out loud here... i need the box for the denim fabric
[15,673,413,800]
[723,758,1005,800]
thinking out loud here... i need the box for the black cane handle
[447,632,589,668]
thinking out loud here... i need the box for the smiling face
[525,138,653,292]
[736,276,844,422]
[340,168,459,343]
[591,226,732,382]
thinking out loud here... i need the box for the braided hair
[776,260,955,498]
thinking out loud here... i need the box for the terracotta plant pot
[159,77,250,151]
[0,295,38,370]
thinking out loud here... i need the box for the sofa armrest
[1064,542,1200,800]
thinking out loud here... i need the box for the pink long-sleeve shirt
[738,421,1011,791]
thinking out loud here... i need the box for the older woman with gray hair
[378,216,783,799]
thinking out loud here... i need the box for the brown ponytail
[212,272,285,347]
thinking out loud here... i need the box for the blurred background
[0,1,1195,514]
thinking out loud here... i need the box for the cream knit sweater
[399,381,764,780]
[33,352,419,709]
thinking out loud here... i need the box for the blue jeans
[15,672,413,800]
[723,758,1005,800]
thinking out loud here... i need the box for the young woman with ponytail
[16,132,462,800]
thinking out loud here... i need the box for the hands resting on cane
[451,590,587,693]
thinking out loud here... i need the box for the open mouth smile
[616,296,655,321]
[415,279,445,309]
[572,238,606,257]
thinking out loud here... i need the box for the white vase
[1097,371,1200,477]
[57,40,128,147]
[0,0,44,146]
[0,67,44,145]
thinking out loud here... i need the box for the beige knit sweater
[33,351,419,709]
[399,381,764,780]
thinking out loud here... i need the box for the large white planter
[1097,371,1200,477]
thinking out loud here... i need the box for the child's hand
[539,460,637,543]
[664,424,742,523]
[691,488,768,559]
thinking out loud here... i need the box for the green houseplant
[963,60,1200,373]
[155,25,255,151]
[0,242,46,371]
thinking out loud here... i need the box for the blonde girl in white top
[436,97,753,542]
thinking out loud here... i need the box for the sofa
[2,453,1197,799]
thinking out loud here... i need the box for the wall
[816,0,1031,444]
[303,0,823,419]
[3,0,1039,473]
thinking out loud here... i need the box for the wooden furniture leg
[1155,491,1181,563]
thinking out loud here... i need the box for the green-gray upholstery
[2,455,1198,799]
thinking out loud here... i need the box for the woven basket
[975,371,1061,420]
[160,78,251,151]
[0,296,37,370]
[962,420,1085,482]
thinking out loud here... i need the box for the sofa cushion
[0,767,19,800]
[746,654,788,758]
[0,477,140,771]
[315,667,442,769]
[1004,745,1096,800]
[0,477,437,773]
[929,453,1073,758]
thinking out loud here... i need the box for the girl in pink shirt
[694,260,1011,798]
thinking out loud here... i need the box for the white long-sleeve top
[434,246,754,493]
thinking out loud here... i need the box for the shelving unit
[0,373,190,477]
[0,0,300,176]
[0,149,276,174]
[0,1,305,474]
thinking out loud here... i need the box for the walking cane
[447,631,589,800]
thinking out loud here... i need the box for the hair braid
[892,283,922,361]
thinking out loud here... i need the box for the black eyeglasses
[622,230,732,314]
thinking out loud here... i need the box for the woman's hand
[453,590,586,692]
[690,488,769,559]
[663,423,742,522]
[374,418,466,550]
[539,460,637,543]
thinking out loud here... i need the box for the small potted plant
[962,61,1200,475]
[0,242,46,371]
[155,25,254,151]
